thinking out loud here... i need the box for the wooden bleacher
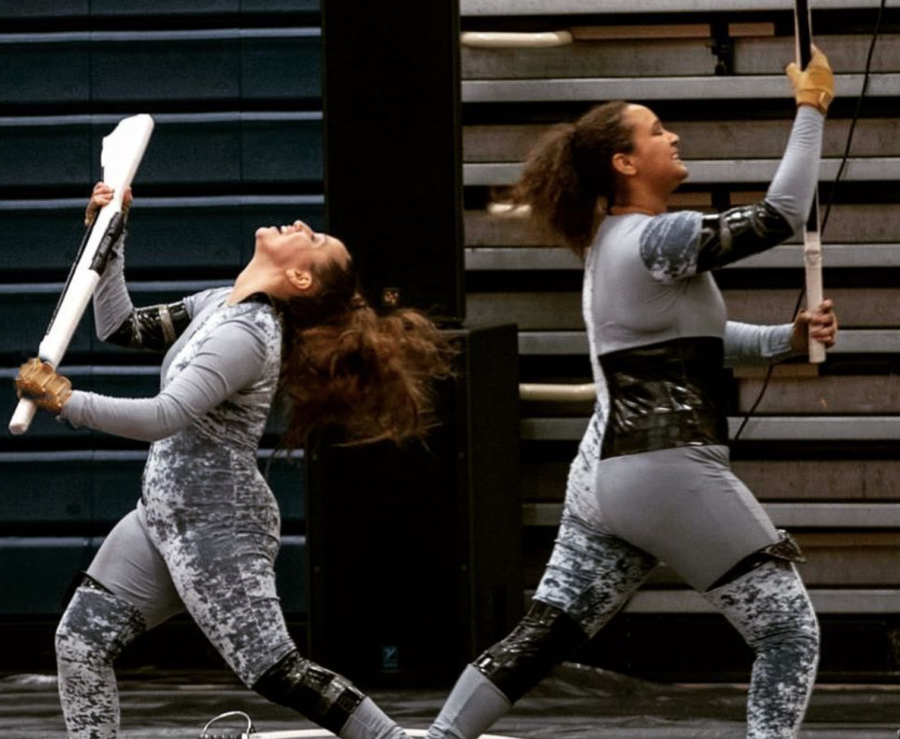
[458,0,900,678]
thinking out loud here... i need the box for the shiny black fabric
[473,601,588,703]
[253,650,365,733]
[105,301,191,352]
[705,530,807,591]
[697,201,794,272]
[599,337,729,459]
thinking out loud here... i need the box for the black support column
[310,0,522,688]
[321,0,465,324]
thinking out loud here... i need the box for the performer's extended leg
[55,578,147,739]
[703,557,819,739]
[155,501,409,739]
[426,514,657,739]
[254,651,406,739]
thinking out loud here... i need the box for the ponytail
[275,259,455,447]
[513,100,633,258]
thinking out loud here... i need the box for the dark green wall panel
[1,197,324,275]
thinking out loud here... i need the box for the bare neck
[229,261,279,305]
[610,180,670,216]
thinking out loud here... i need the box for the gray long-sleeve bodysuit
[59,248,295,684]
[55,247,414,739]
[426,106,824,739]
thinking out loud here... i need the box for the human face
[254,220,349,274]
[621,105,688,191]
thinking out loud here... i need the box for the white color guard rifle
[8,114,155,435]
[793,0,826,364]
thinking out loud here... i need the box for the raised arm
[86,182,193,351]
[640,49,832,283]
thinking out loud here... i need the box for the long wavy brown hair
[273,256,455,447]
[513,100,634,258]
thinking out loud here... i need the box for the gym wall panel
[0,35,91,108]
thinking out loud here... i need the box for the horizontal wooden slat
[734,459,900,500]
[464,118,900,162]
[725,288,900,326]
[462,74,900,103]
[521,416,900,441]
[624,588,900,614]
[461,0,888,15]
[462,34,900,80]
[569,24,713,40]
[517,329,900,355]
[523,503,900,528]
[466,205,900,247]
[466,245,900,271]
[463,38,713,79]
[465,157,900,186]
[738,375,900,414]
[468,289,900,330]
[524,458,900,501]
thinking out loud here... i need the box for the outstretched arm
[58,319,267,441]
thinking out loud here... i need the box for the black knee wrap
[252,651,365,734]
[707,530,807,591]
[473,601,588,703]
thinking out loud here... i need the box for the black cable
[733,0,887,443]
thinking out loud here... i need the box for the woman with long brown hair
[425,49,837,739]
[16,182,452,739]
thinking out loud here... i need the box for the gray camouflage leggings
[54,507,409,739]
[536,514,820,739]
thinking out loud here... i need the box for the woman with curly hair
[16,182,452,739]
[426,48,837,739]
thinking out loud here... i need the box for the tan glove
[16,358,73,414]
[785,46,834,115]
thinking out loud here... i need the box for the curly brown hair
[513,100,634,258]
[273,256,455,447]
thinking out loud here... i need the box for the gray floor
[4,664,900,739]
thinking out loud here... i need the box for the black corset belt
[599,336,729,459]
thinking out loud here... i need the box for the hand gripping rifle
[8,114,155,435]
[793,0,826,364]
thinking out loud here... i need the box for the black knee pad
[253,651,365,733]
[473,601,588,703]
[706,530,806,592]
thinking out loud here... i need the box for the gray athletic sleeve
[724,321,795,367]
[60,319,268,442]
[92,236,200,343]
[640,106,824,282]
[764,105,825,231]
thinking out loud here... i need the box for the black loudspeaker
[306,325,523,688]
[321,0,465,325]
